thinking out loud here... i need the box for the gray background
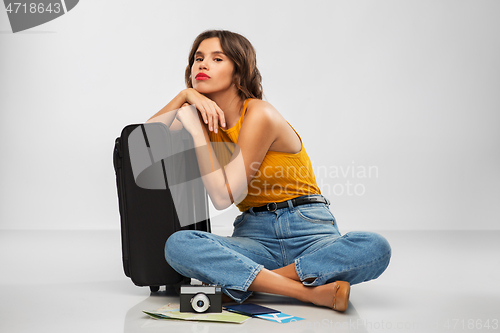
[0,0,498,230]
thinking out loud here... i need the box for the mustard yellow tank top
[208,99,321,212]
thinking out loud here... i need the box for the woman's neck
[205,88,245,127]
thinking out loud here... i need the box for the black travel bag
[113,123,211,292]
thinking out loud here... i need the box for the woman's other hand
[183,88,226,133]
[175,103,205,137]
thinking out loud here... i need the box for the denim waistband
[246,194,329,215]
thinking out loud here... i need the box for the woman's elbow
[209,192,233,210]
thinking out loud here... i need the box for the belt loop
[324,195,331,206]
[249,207,256,215]
[287,199,295,213]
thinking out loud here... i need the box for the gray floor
[1,229,499,333]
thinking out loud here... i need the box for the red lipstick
[195,73,210,80]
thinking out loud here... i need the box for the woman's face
[191,37,235,96]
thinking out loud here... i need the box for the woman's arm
[177,99,278,209]
[146,88,226,132]
[145,90,187,128]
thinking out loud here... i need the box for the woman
[147,30,391,312]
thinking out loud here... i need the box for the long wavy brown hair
[185,30,263,100]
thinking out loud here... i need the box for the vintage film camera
[179,285,223,313]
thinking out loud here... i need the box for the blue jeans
[165,194,391,303]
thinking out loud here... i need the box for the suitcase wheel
[150,286,160,292]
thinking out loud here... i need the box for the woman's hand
[183,88,226,133]
[175,103,205,137]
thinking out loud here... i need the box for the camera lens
[191,293,210,313]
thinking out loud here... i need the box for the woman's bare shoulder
[246,99,282,121]
[245,99,300,153]
[247,98,274,110]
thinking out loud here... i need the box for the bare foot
[311,281,350,312]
